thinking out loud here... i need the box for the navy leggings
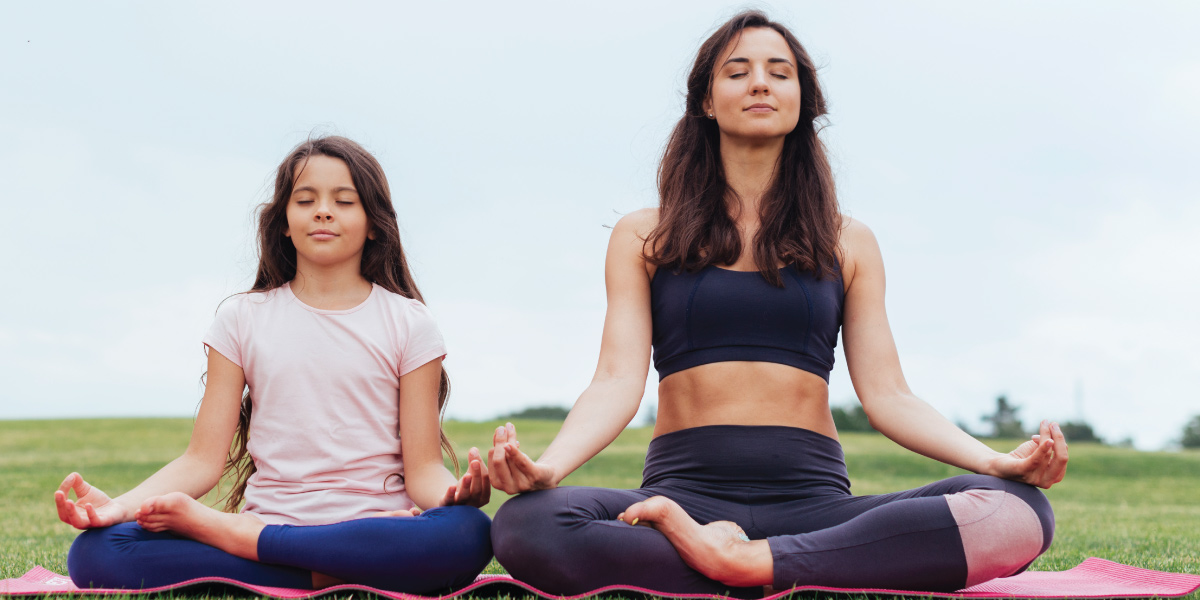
[68,505,492,594]
[492,425,1054,596]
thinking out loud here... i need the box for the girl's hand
[987,421,1069,489]
[488,423,557,494]
[370,508,422,518]
[440,448,491,508]
[54,473,131,529]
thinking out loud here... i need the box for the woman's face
[704,27,802,143]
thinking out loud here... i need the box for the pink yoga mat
[2,558,1197,599]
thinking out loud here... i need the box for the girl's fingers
[57,473,77,496]
[442,485,458,506]
[84,503,103,527]
[459,472,474,499]
[71,474,93,500]
[55,492,82,527]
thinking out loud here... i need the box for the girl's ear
[367,229,377,241]
[702,96,714,119]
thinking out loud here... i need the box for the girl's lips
[309,230,338,241]
[745,104,775,112]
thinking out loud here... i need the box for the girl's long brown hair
[219,136,458,512]
[646,10,841,286]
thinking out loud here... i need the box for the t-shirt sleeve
[399,301,447,376]
[202,297,243,367]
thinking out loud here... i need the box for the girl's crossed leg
[69,495,492,594]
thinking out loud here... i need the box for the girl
[54,136,493,594]
[487,11,1067,597]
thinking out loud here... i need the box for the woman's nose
[750,69,771,95]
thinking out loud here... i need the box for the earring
[708,113,714,118]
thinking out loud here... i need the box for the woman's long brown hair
[646,10,841,286]
[218,136,458,512]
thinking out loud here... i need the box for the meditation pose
[488,11,1067,596]
[54,136,492,593]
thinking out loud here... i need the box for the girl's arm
[54,348,247,528]
[840,218,1068,489]
[398,358,490,509]
[488,209,655,493]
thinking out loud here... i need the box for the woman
[487,10,1067,597]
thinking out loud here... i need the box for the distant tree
[1059,421,1103,444]
[643,403,657,427]
[500,405,570,420]
[831,404,874,433]
[1182,415,1200,449]
[981,395,1025,438]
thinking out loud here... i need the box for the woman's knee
[938,474,1055,550]
[491,488,586,578]
[944,482,1054,586]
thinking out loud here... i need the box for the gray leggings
[492,425,1054,596]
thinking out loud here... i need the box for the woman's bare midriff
[652,361,839,441]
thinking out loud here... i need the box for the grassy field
[1,418,1197,599]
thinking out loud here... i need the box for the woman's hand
[987,420,1069,489]
[439,447,491,508]
[488,423,557,494]
[54,473,131,529]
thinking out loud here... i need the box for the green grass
[2,418,1198,599]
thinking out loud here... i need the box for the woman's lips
[309,229,338,241]
[745,103,775,113]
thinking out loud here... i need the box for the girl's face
[703,27,802,143]
[284,155,373,272]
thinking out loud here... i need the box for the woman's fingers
[507,443,551,490]
[489,427,516,492]
[1046,422,1069,485]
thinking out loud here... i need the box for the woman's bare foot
[136,492,265,561]
[619,496,773,588]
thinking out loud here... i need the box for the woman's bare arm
[840,218,1067,489]
[489,209,656,493]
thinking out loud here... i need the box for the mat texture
[1,558,1197,599]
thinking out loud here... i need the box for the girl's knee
[67,523,140,588]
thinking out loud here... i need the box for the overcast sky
[2,2,1197,450]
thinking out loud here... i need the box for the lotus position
[487,11,1067,596]
[55,136,492,594]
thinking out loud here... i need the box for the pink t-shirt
[203,282,446,526]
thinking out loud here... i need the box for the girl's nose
[314,201,334,221]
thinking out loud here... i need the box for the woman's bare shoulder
[610,208,661,277]
[614,207,660,238]
[837,216,882,289]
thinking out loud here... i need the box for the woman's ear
[368,229,377,241]
[702,96,714,119]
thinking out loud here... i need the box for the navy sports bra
[650,263,844,382]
